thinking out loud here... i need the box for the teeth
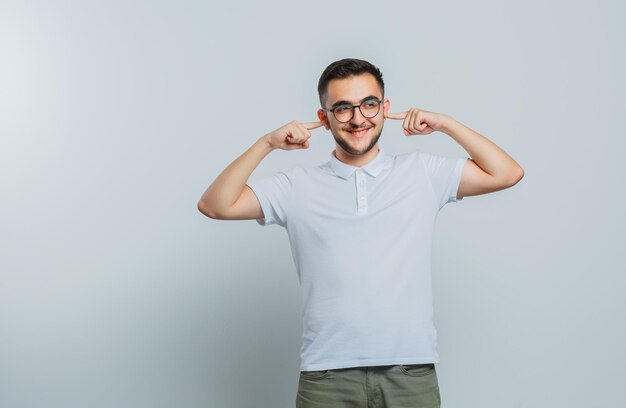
[348,128,369,134]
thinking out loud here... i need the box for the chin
[334,133,381,156]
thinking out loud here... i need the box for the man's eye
[335,105,351,113]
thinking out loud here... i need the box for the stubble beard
[331,124,383,156]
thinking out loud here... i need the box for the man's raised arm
[197,120,323,220]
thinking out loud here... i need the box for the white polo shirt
[246,146,467,371]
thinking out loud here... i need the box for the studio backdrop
[1,1,624,407]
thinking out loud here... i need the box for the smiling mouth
[346,127,372,137]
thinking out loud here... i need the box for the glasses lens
[360,99,380,118]
[333,104,353,122]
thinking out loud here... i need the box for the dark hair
[317,58,384,107]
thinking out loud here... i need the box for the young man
[198,58,524,408]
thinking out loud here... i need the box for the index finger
[302,120,324,130]
[384,111,407,120]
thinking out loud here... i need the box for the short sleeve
[246,170,294,227]
[417,150,468,209]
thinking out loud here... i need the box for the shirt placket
[355,169,368,215]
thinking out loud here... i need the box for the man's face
[317,73,390,157]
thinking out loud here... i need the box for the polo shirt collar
[329,147,386,180]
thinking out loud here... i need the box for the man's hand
[385,108,450,136]
[264,120,324,151]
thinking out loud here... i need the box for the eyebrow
[330,95,380,109]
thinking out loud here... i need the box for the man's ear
[317,109,330,130]
[383,98,390,118]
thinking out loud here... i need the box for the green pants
[296,363,441,408]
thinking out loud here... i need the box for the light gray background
[1,1,624,407]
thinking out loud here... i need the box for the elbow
[496,167,524,190]
[508,166,525,186]
[197,201,218,219]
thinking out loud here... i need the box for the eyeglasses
[322,98,383,123]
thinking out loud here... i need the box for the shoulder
[270,164,318,187]
[392,149,423,167]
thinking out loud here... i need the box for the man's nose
[350,106,366,124]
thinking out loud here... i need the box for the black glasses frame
[322,99,383,123]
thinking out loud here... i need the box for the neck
[334,145,380,167]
